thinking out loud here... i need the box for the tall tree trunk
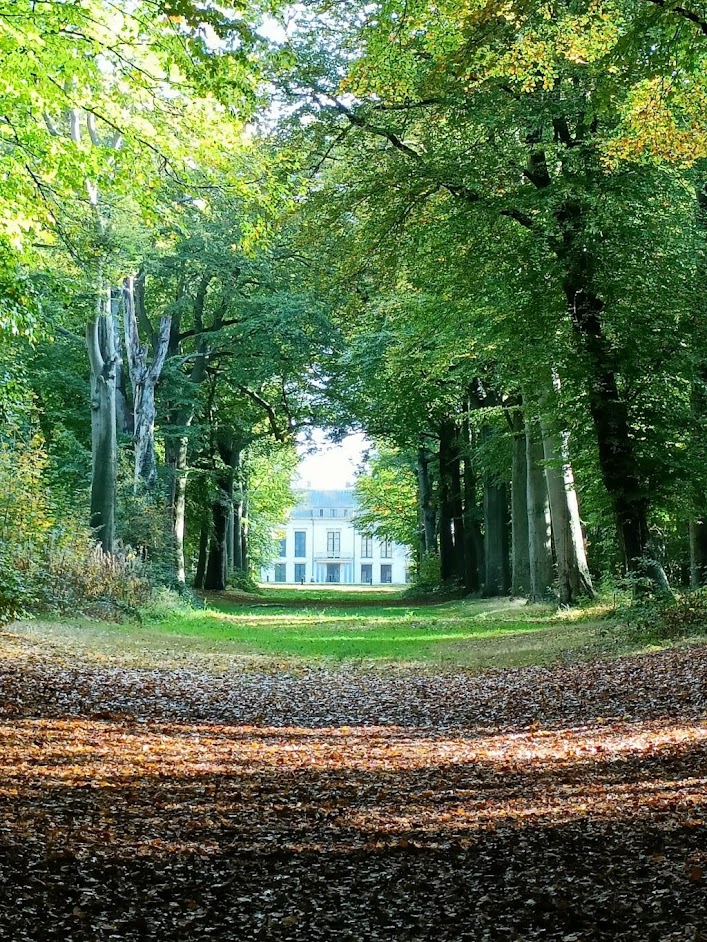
[462,445,483,593]
[526,418,554,600]
[204,488,228,591]
[241,488,249,575]
[510,409,530,596]
[86,287,117,553]
[689,188,707,587]
[226,503,235,573]
[689,520,707,588]
[112,289,132,437]
[483,481,510,597]
[216,429,240,581]
[163,272,213,584]
[194,519,209,590]
[438,424,455,581]
[123,275,171,490]
[232,450,245,573]
[417,446,437,557]
[557,199,669,592]
[170,435,189,584]
[448,429,468,587]
[540,420,596,604]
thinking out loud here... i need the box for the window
[361,564,372,584]
[380,539,392,559]
[361,536,373,558]
[326,530,341,556]
[294,530,306,558]
[294,563,306,583]
[319,509,324,517]
[274,563,287,583]
[331,508,337,517]
[380,564,392,584]
[278,537,287,557]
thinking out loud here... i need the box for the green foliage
[622,589,707,642]
[243,441,299,572]
[354,446,419,550]
[409,554,443,595]
[227,569,262,594]
[38,542,151,617]
[139,586,204,624]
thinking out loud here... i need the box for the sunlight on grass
[14,593,670,671]
[129,595,611,666]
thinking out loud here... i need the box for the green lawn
[128,587,632,669]
[15,588,685,672]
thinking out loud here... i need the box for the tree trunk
[163,272,213,584]
[438,424,455,582]
[123,275,171,490]
[226,503,235,573]
[194,520,209,590]
[232,450,245,573]
[462,458,483,594]
[448,430,468,587]
[557,199,669,592]
[204,489,228,591]
[526,418,554,600]
[241,489,249,574]
[86,289,117,553]
[689,519,707,587]
[540,419,596,604]
[112,289,132,436]
[416,446,437,557]
[510,410,530,596]
[170,435,189,584]
[216,430,242,581]
[483,481,510,596]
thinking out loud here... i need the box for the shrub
[37,541,151,617]
[0,547,38,625]
[227,569,261,595]
[623,589,707,641]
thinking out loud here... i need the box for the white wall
[261,516,410,585]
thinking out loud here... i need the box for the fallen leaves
[0,627,706,939]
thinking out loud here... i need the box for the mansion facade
[261,489,411,585]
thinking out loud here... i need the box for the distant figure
[300,578,305,585]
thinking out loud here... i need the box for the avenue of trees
[3,0,707,615]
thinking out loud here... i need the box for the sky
[295,430,370,490]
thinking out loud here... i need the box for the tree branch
[641,0,707,34]
[237,385,289,442]
[320,92,538,228]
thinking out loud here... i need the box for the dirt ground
[0,626,705,940]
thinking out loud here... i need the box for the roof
[290,488,359,519]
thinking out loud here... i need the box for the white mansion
[261,489,411,585]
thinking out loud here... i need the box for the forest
[2,0,707,614]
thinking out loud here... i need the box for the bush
[622,588,707,641]
[0,547,38,625]
[226,569,261,595]
[405,554,458,597]
[36,540,152,617]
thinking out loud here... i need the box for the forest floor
[0,593,706,940]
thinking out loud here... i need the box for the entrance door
[326,563,341,583]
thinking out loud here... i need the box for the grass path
[9,590,661,671]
